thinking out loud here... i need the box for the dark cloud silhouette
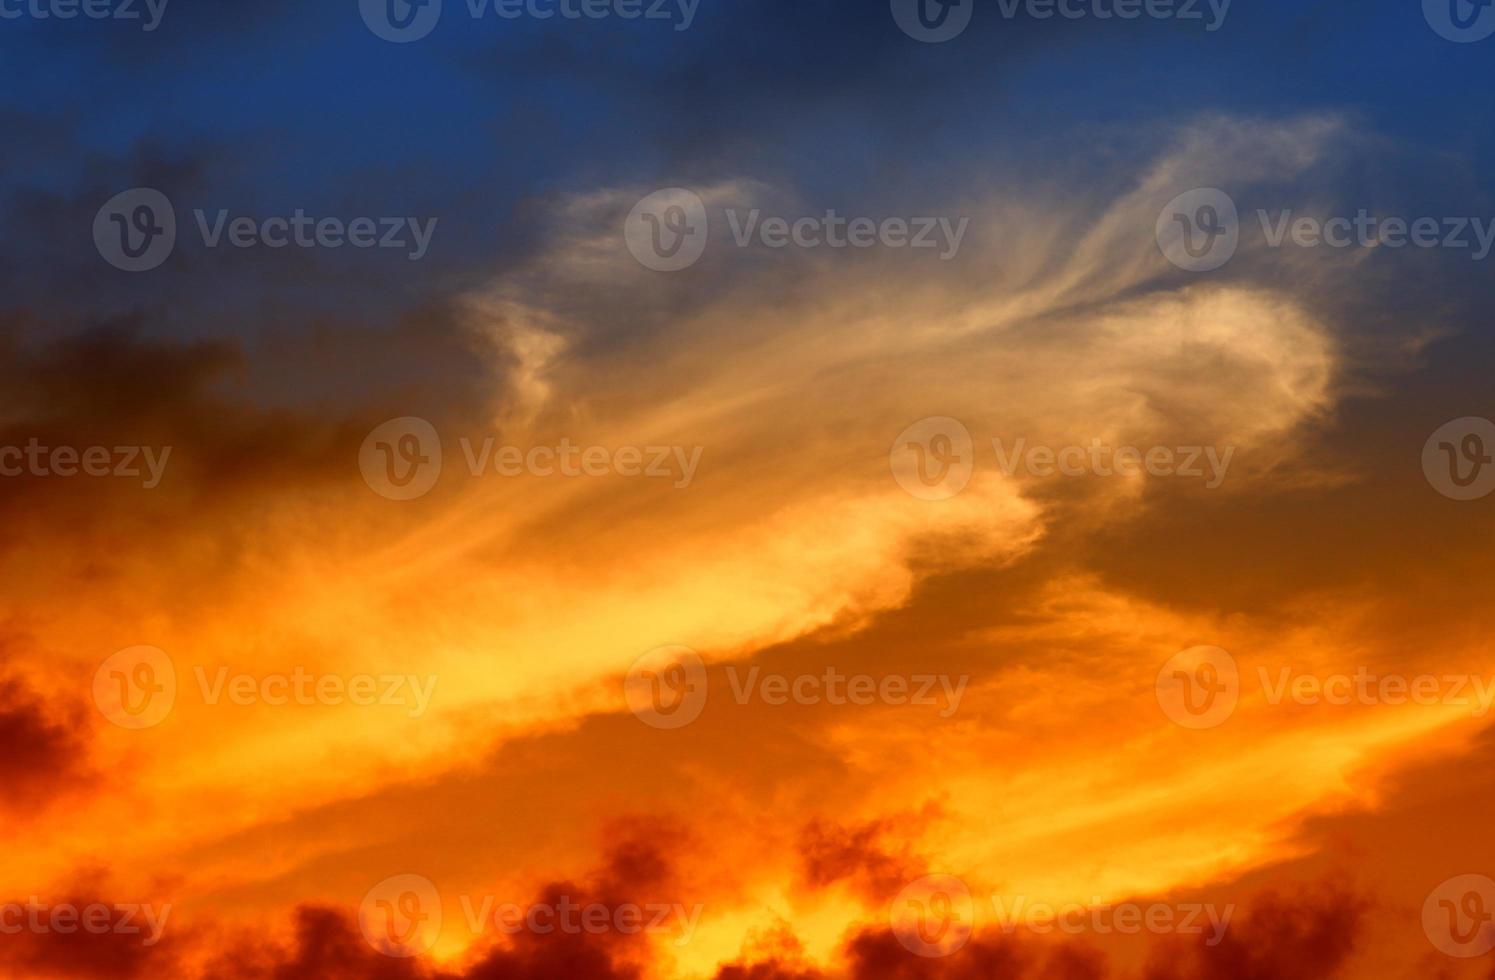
[799,816,927,902]
[1143,883,1366,980]
[0,673,92,811]
[198,907,430,980]
[201,831,685,980]
[201,901,647,980]
[0,892,181,979]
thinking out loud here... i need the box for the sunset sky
[2,1,1495,977]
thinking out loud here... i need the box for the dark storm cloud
[198,832,686,980]
[0,314,499,616]
[197,902,646,980]
[0,884,183,978]
[799,816,928,901]
[1142,884,1367,980]
[0,125,465,335]
[0,672,92,810]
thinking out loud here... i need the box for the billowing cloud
[0,101,1488,980]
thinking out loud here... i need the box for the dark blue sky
[1,0,1490,344]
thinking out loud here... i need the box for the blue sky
[0,0,1490,344]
